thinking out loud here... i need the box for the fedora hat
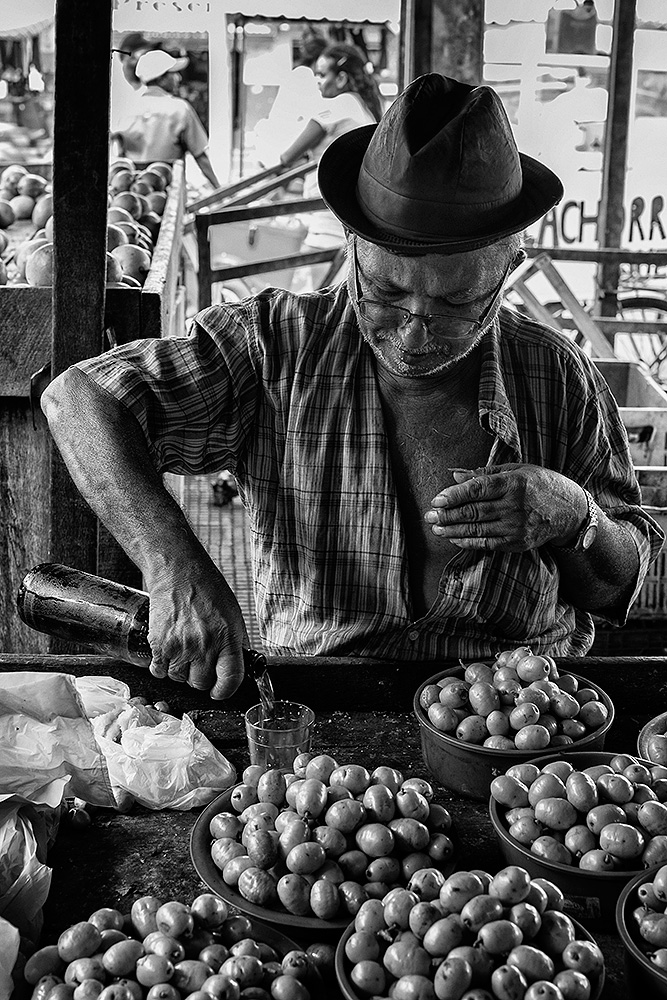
[318,74,563,254]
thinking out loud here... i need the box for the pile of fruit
[340,864,604,999]
[207,753,456,921]
[627,862,667,973]
[491,753,667,870]
[23,892,329,1000]
[0,158,170,288]
[419,646,610,752]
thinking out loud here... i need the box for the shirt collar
[478,311,523,459]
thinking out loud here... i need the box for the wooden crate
[630,507,667,618]
[0,161,186,654]
[594,359,667,466]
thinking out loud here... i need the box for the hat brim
[318,124,563,255]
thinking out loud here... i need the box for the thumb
[210,651,245,700]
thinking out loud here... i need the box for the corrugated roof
[226,1,399,22]
[113,0,399,33]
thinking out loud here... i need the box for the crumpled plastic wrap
[0,785,64,942]
[0,915,20,1000]
[91,701,236,810]
[0,670,236,961]
[0,672,116,808]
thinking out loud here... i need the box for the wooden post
[399,0,484,88]
[595,0,637,320]
[49,0,111,581]
[431,0,484,85]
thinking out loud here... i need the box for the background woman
[279,43,383,290]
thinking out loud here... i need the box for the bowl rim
[638,712,667,761]
[334,911,606,1000]
[616,862,667,985]
[413,667,615,758]
[488,750,656,882]
[190,784,351,932]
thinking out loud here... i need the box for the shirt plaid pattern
[78,283,664,661]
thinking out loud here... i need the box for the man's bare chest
[383,393,491,506]
[379,380,492,615]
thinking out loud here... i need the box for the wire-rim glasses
[350,236,519,342]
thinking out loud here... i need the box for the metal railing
[188,160,346,308]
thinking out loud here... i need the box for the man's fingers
[149,655,168,679]
[210,652,245,701]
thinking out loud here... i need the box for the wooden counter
[0,161,186,654]
[4,653,667,998]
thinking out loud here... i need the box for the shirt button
[408,630,419,641]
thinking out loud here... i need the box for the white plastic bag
[0,673,115,808]
[92,704,236,810]
[0,786,64,942]
[0,916,20,1000]
[74,675,131,717]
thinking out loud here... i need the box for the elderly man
[42,75,663,699]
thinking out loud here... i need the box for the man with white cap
[42,75,663,698]
[111,49,219,188]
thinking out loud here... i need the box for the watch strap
[557,488,599,553]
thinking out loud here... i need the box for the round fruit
[58,923,103,962]
[25,242,54,285]
[10,194,35,219]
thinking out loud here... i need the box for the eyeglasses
[350,236,522,342]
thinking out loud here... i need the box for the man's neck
[375,343,483,400]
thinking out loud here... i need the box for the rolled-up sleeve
[75,309,260,475]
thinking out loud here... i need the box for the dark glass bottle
[17,563,152,666]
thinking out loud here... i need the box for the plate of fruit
[638,712,667,766]
[21,890,329,1000]
[335,865,606,1000]
[190,752,457,932]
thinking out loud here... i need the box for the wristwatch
[558,488,599,552]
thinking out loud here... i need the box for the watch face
[582,524,598,550]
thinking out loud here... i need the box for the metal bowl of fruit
[489,750,666,928]
[413,649,614,801]
[638,712,667,766]
[616,862,667,998]
[335,867,606,1000]
[190,754,457,935]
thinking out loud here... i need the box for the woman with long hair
[279,43,384,290]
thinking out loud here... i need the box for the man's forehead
[357,237,504,285]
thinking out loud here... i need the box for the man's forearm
[195,151,220,189]
[552,504,640,614]
[41,367,208,582]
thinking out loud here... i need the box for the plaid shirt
[78,283,664,660]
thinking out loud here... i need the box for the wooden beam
[595,0,637,318]
[399,0,484,87]
[431,0,484,84]
[49,0,112,581]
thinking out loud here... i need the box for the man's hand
[146,558,249,699]
[424,464,588,552]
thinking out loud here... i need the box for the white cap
[136,50,189,84]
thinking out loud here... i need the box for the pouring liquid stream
[244,648,276,723]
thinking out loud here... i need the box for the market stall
[3,4,667,999]
[4,651,667,999]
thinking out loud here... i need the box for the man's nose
[397,313,429,348]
